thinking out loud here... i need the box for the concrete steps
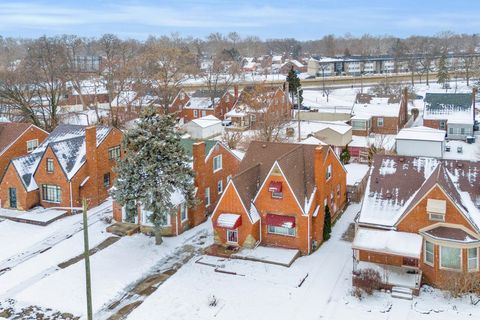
[391,286,413,300]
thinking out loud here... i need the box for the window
[103,173,110,187]
[325,165,332,180]
[439,120,446,130]
[205,187,211,206]
[225,95,230,103]
[449,127,454,135]
[213,155,222,172]
[193,110,198,118]
[336,184,341,197]
[468,248,478,271]
[351,120,367,130]
[428,213,445,221]
[440,246,462,270]
[217,180,223,194]
[46,159,54,173]
[41,184,61,203]
[108,146,121,160]
[427,199,446,222]
[180,203,188,222]
[267,225,296,236]
[227,229,238,243]
[202,110,207,117]
[377,117,384,127]
[424,240,434,265]
[27,139,38,152]
[180,92,185,100]
[272,191,283,199]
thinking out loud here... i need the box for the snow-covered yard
[128,203,480,320]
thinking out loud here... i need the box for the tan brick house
[212,141,347,255]
[0,124,123,211]
[112,139,242,236]
[352,155,480,294]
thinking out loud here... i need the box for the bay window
[440,246,462,270]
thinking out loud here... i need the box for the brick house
[352,155,480,294]
[350,89,409,136]
[225,86,291,130]
[177,89,237,123]
[112,139,242,236]
[279,60,307,74]
[0,123,48,179]
[0,124,123,211]
[422,92,475,140]
[211,141,347,255]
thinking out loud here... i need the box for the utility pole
[82,198,93,320]
[297,87,302,142]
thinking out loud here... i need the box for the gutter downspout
[175,207,179,236]
[69,180,73,213]
[307,209,311,255]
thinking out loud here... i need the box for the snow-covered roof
[300,136,327,146]
[358,155,480,232]
[396,126,445,142]
[353,228,423,258]
[345,163,369,186]
[11,153,41,191]
[185,97,219,110]
[351,97,401,118]
[70,79,108,96]
[423,93,474,124]
[187,115,221,128]
[216,213,241,228]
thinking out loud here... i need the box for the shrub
[444,272,480,298]
[355,268,382,295]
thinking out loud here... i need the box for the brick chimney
[233,84,239,101]
[85,126,99,207]
[402,87,409,126]
[191,141,207,226]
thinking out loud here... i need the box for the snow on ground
[0,219,111,298]
[232,246,299,266]
[443,139,480,161]
[128,202,479,320]
[345,163,370,185]
[13,221,210,317]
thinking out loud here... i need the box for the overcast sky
[0,0,479,40]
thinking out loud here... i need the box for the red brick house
[280,60,307,74]
[0,124,123,211]
[212,141,347,255]
[353,155,480,294]
[112,139,242,236]
[172,89,237,123]
[225,86,291,130]
[0,123,48,179]
[350,89,409,136]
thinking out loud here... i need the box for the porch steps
[391,286,413,300]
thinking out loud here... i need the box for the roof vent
[385,192,392,199]
[399,157,404,162]
[262,144,267,148]
[457,162,463,168]
[375,177,379,184]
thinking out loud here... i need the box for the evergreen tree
[323,205,332,241]
[437,51,450,89]
[286,66,303,107]
[113,108,195,244]
[340,145,351,164]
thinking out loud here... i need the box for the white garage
[183,115,223,139]
[395,126,445,158]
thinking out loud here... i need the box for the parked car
[222,119,232,126]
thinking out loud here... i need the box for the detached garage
[183,115,223,139]
[395,126,445,158]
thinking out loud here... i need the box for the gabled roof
[359,154,480,231]
[231,141,322,213]
[179,138,217,158]
[0,123,38,156]
[10,124,114,188]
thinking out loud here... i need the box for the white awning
[427,199,446,214]
[216,213,242,229]
[352,228,423,259]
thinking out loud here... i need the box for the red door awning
[266,214,295,228]
[216,213,242,229]
[268,181,283,192]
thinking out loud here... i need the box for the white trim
[26,139,39,152]
[226,228,239,244]
[252,161,305,215]
[204,141,242,162]
[0,124,38,157]
[213,154,223,172]
[211,179,258,224]
[467,247,479,272]
[205,187,211,207]
[424,239,434,267]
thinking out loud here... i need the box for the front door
[9,187,17,208]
